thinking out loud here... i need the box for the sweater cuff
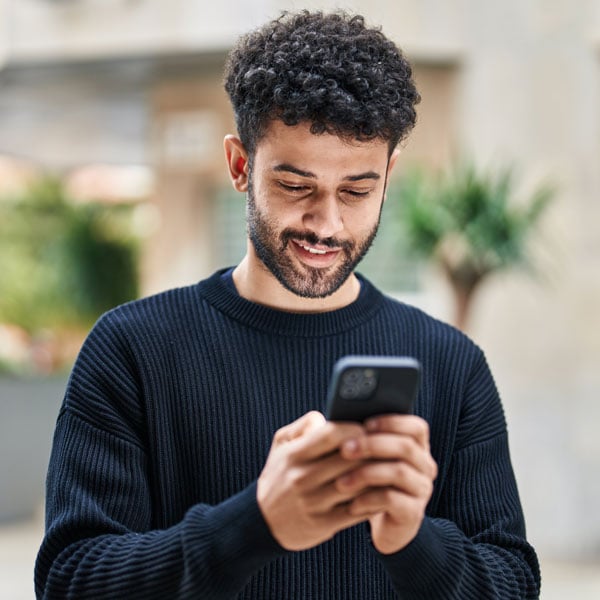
[184,481,288,583]
[375,518,459,591]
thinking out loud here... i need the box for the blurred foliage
[394,161,555,329]
[358,180,422,293]
[0,175,139,338]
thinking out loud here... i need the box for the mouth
[291,239,341,267]
[298,243,328,255]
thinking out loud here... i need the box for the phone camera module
[340,368,378,400]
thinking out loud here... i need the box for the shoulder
[381,297,503,445]
[63,286,205,441]
[93,282,204,341]
[377,290,482,358]
[67,282,208,383]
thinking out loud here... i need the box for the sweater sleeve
[34,312,286,599]
[376,348,541,599]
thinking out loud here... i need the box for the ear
[224,134,249,192]
[383,148,401,203]
[387,148,401,180]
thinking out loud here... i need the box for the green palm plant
[396,162,554,330]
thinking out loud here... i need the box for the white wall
[4,0,466,63]
[456,1,600,558]
[5,0,269,61]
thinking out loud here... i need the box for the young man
[35,11,540,599]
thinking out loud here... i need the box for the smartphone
[326,355,420,422]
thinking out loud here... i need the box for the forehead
[253,120,390,175]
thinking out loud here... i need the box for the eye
[342,188,372,198]
[278,181,310,193]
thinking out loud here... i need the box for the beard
[246,181,381,299]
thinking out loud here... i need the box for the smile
[292,240,340,256]
[291,240,341,267]
[300,244,328,255]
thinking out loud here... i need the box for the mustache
[280,229,354,252]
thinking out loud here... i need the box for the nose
[302,193,344,240]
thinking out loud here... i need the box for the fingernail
[343,438,359,455]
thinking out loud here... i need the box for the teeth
[301,244,327,255]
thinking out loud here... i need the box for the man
[35,11,540,599]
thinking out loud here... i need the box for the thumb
[274,410,326,445]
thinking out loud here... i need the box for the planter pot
[0,376,67,522]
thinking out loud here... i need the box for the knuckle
[287,467,307,491]
[348,468,364,487]
[410,416,430,440]
[274,428,288,443]
[394,461,410,482]
[382,488,398,505]
[398,437,417,461]
[418,476,434,499]
[426,479,435,497]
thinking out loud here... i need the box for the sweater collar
[197,268,385,337]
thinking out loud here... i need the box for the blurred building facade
[1,0,599,560]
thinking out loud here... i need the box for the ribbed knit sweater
[35,269,540,599]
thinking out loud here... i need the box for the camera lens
[339,368,377,400]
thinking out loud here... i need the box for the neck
[232,255,361,313]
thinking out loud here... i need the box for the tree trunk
[440,258,487,332]
[451,281,479,331]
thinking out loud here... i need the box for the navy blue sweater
[35,270,540,598]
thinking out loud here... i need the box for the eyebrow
[272,163,381,182]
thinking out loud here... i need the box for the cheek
[251,183,284,219]
[341,203,382,231]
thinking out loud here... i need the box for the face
[228,121,398,300]
[246,173,381,299]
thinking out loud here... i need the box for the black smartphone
[326,355,420,422]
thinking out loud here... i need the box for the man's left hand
[336,415,438,554]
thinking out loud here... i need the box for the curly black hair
[223,11,420,156]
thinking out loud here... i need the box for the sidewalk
[1,509,599,599]
[0,509,44,600]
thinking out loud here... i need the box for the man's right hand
[257,411,374,551]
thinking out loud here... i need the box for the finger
[273,411,327,445]
[317,498,380,530]
[347,487,424,520]
[288,420,367,462]
[365,415,431,449]
[299,452,365,490]
[279,453,365,501]
[336,461,434,499]
[299,476,371,513]
[341,434,438,478]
